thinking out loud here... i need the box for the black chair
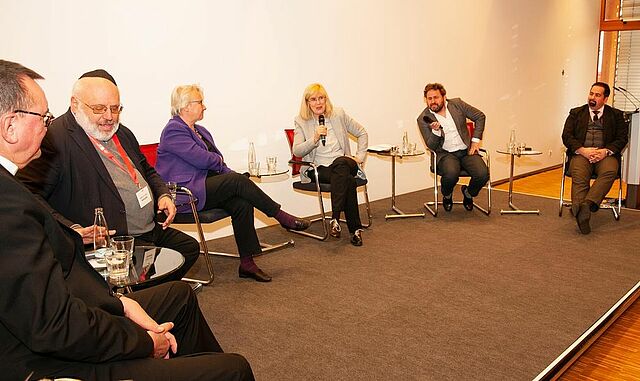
[285,129,372,240]
[558,150,623,220]
[424,122,491,217]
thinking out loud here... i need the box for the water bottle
[508,129,517,153]
[93,207,111,257]
[248,142,256,169]
[402,131,409,154]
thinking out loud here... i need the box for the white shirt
[590,106,604,122]
[314,120,343,166]
[0,154,18,175]
[431,102,468,152]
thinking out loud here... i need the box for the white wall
[1,0,600,239]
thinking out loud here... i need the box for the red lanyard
[88,134,140,187]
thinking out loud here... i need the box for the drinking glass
[266,156,277,173]
[108,235,134,284]
[249,161,261,176]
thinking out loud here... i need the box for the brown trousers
[569,155,619,214]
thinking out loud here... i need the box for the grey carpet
[186,187,640,381]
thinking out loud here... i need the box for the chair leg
[181,201,214,286]
[289,181,330,241]
[424,171,439,217]
[361,184,372,228]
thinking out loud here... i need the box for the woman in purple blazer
[156,85,309,282]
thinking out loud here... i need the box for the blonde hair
[298,83,334,120]
[171,84,204,116]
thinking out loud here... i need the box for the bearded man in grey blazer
[417,83,488,212]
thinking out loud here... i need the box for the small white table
[496,148,542,214]
[369,147,426,219]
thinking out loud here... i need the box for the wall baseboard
[491,163,563,187]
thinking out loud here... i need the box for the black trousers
[308,156,362,233]
[437,149,489,197]
[34,282,255,381]
[136,223,200,282]
[203,172,281,257]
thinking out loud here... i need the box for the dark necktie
[593,110,599,121]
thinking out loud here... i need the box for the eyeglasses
[14,109,54,128]
[307,96,326,104]
[78,99,123,115]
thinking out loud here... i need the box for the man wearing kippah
[1,59,254,381]
[17,69,199,282]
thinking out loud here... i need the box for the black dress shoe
[576,202,591,235]
[350,229,363,246]
[442,195,453,212]
[239,266,272,282]
[461,185,473,211]
[330,218,341,238]
[290,218,311,231]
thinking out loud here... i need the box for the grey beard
[73,110,120,141]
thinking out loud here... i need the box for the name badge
[136,186,152,208]
[142,248,156,269]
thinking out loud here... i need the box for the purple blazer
[156,116,232,212]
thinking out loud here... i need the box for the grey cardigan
[293,107,368,183]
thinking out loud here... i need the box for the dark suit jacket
[417,98,486,164]
[16,109,169,235]
[562,104,628,156]
[0,166,152,380]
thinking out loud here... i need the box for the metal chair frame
[287,159,372,241]
[424,148,492,217]
[284,129,372,241]
[558,151,623,221]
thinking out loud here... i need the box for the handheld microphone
[614,86,640,112]
[422,114,437,124]
[319,114,326,146]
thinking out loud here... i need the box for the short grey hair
[171,84,204,116]
[0,60,44,116]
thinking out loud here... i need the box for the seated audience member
[17,69,199,283]
[0,60,254,381]
[293,83,368,246]
[155,84,310,283]
[561,82,628,234]
[417,82,488,212]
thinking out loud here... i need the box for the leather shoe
[239,266,272,282]
[290,218,311,231]
[442,195,453,212]
[330,218,341,238]
[576,202,591,235]
[351,229,363,246]
[461,185,474,211]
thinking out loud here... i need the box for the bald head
[71,77,121,141]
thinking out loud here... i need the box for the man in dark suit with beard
[16,69,199,283]
[562,82,628,234]
[0,60,254,380]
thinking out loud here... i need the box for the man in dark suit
[417,82,488,211]
[562,82,628,234]
[17,69,199,281]
[0,60,254,380]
